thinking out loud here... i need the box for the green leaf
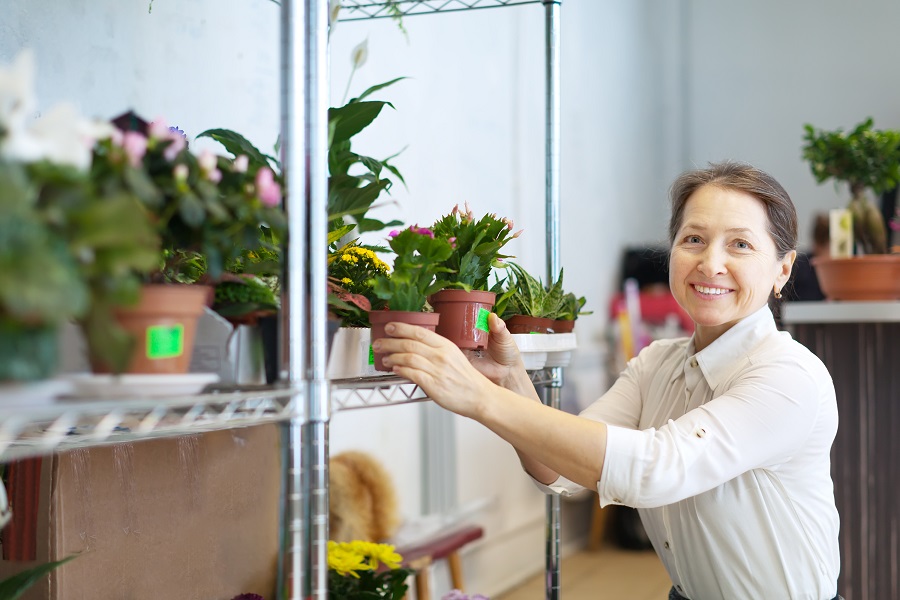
[352,76,407,102]
[196,128,276,169]
[329,102,390,144]
[0,554,79,600]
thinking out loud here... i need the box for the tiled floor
[496,545,672,600]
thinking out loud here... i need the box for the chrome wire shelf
[0,378,436,461]
[338,0,542,21]
[0,387,302,462]
[332,375,428,410]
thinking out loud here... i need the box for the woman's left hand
[373,322,496,418]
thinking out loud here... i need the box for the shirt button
[664,541,670,549]
[689,357,698,368]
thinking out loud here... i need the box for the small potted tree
[801,117,900,300]
[428,203,521,349]
[368,226,453,372]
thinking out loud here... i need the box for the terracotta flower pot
[811,255,900,301]
[552,319,575,334]
[428,289,496,349]
[369,311,441,372]
[504,315,555,334]
[92,284,212,374]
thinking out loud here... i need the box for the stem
[341,66,357,105]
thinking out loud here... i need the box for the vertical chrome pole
[543,3,562,600]
[305,0,331,599]
[278,0,307,597]
[278,0,329,598]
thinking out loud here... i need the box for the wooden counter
[782,301,900,600]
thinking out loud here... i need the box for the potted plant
[368,226,453,371]
[801,117,900,300]
[496,263,565,334]
[553,291,591,333]
[87,117,288,373]
[0,51,160,383]
[428,203,521,348]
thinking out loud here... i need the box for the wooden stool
[397,524,485,600]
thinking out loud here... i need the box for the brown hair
[667,161,798,259]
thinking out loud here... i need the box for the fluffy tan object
[329,450,400,543]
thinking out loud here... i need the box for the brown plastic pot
[92,284,212,374]
[428,289,496,349]
[504,315,555,334]
[369,310,440,372]
[552,319,575,334]
[811,255,900,300]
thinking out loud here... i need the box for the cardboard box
[0,424,281,600]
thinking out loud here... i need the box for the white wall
[5,0,900,597]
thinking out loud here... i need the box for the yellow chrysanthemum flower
[327,541,373,577]
[341,277,352,284]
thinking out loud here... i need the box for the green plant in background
[212,274,279,321]
[327,541,413,600]
[370,226,453,312]
[497,262,566,320]
[328,77,407,235]
[430,203,521,292]
[801,117,900,254]
[557,291,591,322]
[328,239,390,326]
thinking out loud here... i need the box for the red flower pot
[369,311,441,372]
[428,289,496,350]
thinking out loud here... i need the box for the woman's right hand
[465,313,526,388]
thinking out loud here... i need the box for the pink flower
[233,154,249,173]
[448,236,457,248]
[388,230,401,238]
[198,149,217,172]
[255,167,282,207]
[173,164,189,181]
[121,131,147,167]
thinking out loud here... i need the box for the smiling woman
[666,163,798,350]
[376,161,842,600]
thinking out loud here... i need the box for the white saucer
[61,373,220,400]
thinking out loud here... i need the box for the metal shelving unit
[283,1,565,599]
[0,2,562,599]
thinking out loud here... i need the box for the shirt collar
[687,305,778,390]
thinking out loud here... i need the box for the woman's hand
[465,313,526,387]
[373,322,496,419]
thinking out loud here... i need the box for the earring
[774,286,782,299]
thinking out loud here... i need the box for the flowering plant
[430,203,521,291]
[328,240,390,326]
[371,226,453,312]
[327,541,413,600]
[90,116,287,283]
[0,51,160,378]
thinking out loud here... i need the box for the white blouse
[538,305,840,600]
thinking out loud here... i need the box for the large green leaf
[0,555,79,600]
[329,102,390,145]
[196,128,276,169]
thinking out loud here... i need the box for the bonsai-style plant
[802,117,900,255]
[370,226,453,313]
[430,203,521,292]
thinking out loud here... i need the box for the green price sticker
[146,324,184,359]
[475,308,491,332]
[368,345,375,365]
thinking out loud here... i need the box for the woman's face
[669,184,795,350]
